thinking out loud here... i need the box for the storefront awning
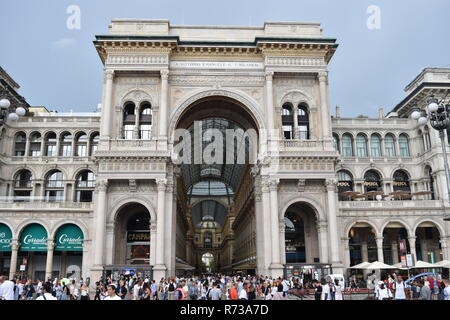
[0,223,12,252]
[55,224,84,251]
[19,223,47,251]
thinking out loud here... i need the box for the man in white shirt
[104,285,122,300]
[36,284,57,300]
[282,278,290,297]
[238,283,248,300]
[0,276,15,300]
[133,278,143,300]
[393,276,406,300]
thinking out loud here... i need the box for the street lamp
[411,95,450,221]
[0,98,26,125]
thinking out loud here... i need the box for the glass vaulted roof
[192,200,227,229]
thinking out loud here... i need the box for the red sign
[401,255,407,268]
[399,240,407,253]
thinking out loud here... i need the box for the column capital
[47,239,54,250]
[104,69,115,80]
[325,178,337,191]
[156,178,167,191]
[268,178,279,191]
[318,71,328,83]
[160,69,170,80]
[265,71,274,81]
[96,179,108,192]
[316,220,328,232]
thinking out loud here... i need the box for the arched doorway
[382,222,410,265]
[18,223,48,280]
[53,223,84,279]
[108,203,152,280]
[415,222,442,263]
[348,223,378,266]
[283,202,329,280]
[172,96,260,276]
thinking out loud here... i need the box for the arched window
[399,134,410,157]
[384,134,396,157]
[75,170,95,202]
[139,102,152,139]
[123,102,136,140]
[333,134,340,153]
[284,212,306,263]
[45,170,64,202]
[89,132,99,156]
[364,170,382,193]
[29,132,42,157]
[75,132,88,157]
[297,103,310,140]
[337,170,353,200]
[393,170,410,193]
[370,134,382,157]
[14,170,33,201]
[59,132,73,157]
[426,166,435,200]
[356,134,368,157]
[204,231,213,248]
[44,132,57,157]
[423,126,431,150]
[342,133,353,157]
[281,104,294,140]
[14,132,26,156]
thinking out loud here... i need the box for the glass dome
[196,215,220,229]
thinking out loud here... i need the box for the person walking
[393,276,407,300]
[23,280,35,300]
[80,283,89,301]
[104,285,122,300]
[238,283,248,300]
[419,281,432,300]
[334,279,343,300]
[36,284,57,300]
[208,284,222,300]
[375,281,392,300]
[0,276,15,300]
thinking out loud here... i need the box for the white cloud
[52,38,77,49]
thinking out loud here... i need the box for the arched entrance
[107,203,152,280]
[382,222,410,265]
[172,95,260,276]
[415,222,443,263]
[53,223,84,279]
[283,202,329,280]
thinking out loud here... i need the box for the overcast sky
[1,0,449,117]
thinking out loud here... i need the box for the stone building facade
[0,20,449,286]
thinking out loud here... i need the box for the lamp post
[0,98,26,126]
[411,95,450,221]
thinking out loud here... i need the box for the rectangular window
[46,145,56,157]
[45,190,64,202]
[124,125,134,140]
[76,190,93,202]
[60,145,72,157]
[140,125,152,140]
[282,125,293,140]
[76,145,87,157]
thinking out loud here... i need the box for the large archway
[172,96,260,275]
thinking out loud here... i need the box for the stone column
[376,237,384,263]
[326,179,341,266]
[9,240,19,280]
[391,241,399,264]
[440,237,449,261]
[25,135,30,157]
[100,70,115,139]
[293,107,299,139]
[158,69,169,142]
[93,180,108,266]
[265,71,275,139]
[317,220,329,264]
[261,178,272,273]
[134,103,140,139]
[150,224,157,267]
[408,236,417,262]
[45,239,54,280]
[420,239,428,262]
[254,177,266,275]
[154,179,167,278]
[279,220,286,265]
[361,240,369,262]
[343,237,351,268]
[269,179,283,276]
[40,137,46,156]
[318,72,331,139]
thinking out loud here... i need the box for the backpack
[169,283,175,292]
[175,288,183,300]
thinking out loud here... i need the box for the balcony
[339,199,445,210]
[0,200,94,210]
[110,139,158,151]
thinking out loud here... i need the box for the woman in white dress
[334,279,344,300]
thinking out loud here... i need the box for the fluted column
[134,103,140,139]
[261,178,272,272]
[93,179,108,266]
[100,70,115,139]
[376,237,384,263]
[317,220,329,263]
[391,241,399,264]
[25,136,30,157]
[158,69,169,140]
[265,71,275,139]
[318,72,331,139]
[9,240,19,279]
[150,224,157,267]
[326,179,340,264]
[269,179,282,270]
[408,236,417,262]
[154,179,167,270]
[293,107,299,139]
[254,177,265,275]
[439,236,448,261]
[343,237,351,268]
[45,239,54,280]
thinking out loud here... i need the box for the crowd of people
[1,272,450,300]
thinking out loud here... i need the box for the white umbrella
[349,261,371,269]
[365,261,397,270]
[433,260,450,268]
[392,262,408,270]
[410,260,436,269]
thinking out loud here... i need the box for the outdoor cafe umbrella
[410,260,436,269]
[349,261,371,269]
[365,261,397,270]
[392,262,409,270]
[363,191,384,201]
[433,260,450,268]
[339,191,359,201]
[389,191,411,200]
